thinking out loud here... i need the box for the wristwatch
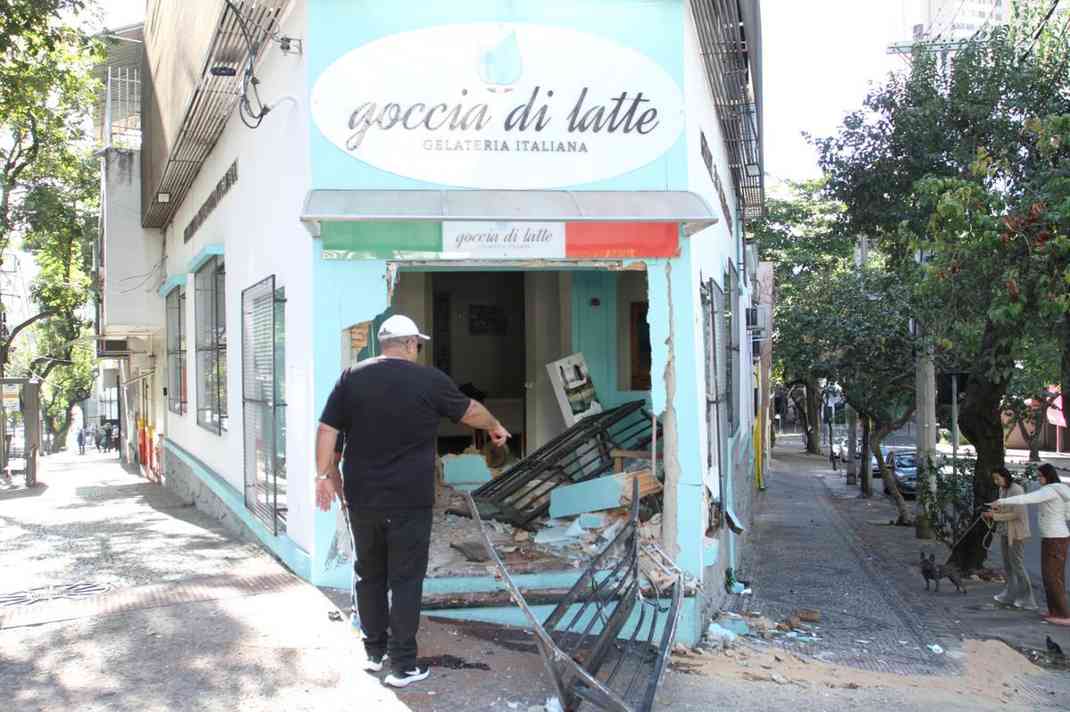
[315,472,333,481]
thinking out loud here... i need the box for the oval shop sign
[310,23,685,189]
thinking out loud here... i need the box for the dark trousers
[1041,536,1069,619]
[348,508,433,672]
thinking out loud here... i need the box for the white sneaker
[363,654,388,673]
[993,594,1010,605]
[383,667,430,688]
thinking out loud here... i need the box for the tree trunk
[954,327,1011,571]
[860,416,872,496]
[789,387,809,446]
[805,379,822,455]
[873,423,914,525]
[49,408,73,454]
[1015,419,1041,462]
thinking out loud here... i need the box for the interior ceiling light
[157,192,171,203]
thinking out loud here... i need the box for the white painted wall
[158,3,315,553]
[101,149,164,334]
[682,2,751,492]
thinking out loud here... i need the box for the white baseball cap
[378,314,430,341]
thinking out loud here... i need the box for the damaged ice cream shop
[135,0,766,706]
[302,0,766,657]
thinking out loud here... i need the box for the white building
[97,0,769,645]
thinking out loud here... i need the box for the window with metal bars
[702,278,729,491]
[195,255,227,434]
[724,264,739,433]
[241,276,286,533]
[166,286,187,414]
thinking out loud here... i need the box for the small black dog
[920,552,967,594]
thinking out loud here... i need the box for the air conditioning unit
[97,338,129,357]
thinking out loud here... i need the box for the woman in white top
[991,463,1070,626]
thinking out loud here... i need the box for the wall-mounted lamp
[210,65,238,77]
[156,192,171,204]
[745,162,761,178]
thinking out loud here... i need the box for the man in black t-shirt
[316,314,509,688]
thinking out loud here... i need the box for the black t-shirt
[319,357,470,513]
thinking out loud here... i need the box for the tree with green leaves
[751,179,854,454]
[1002,336,1061,462]
[0,1,101,457]
[815,5,1070,570]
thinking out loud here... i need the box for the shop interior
[341,267,662,583]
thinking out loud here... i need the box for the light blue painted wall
[569,271,650,410]
[309,244,393,586]
[307,0,687,192]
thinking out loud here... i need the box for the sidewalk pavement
[0,451,411,711]
[818,452,1070,666]
[6,448,1070,711]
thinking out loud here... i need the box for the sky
[761,0,920,188]
[95,0,918,188]
[99,0,144,29]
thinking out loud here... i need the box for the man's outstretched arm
[460,400,511,447]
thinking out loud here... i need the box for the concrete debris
[513,530,531,542]
[719,617,751,637]
[534,519,586,545]
[794,608,821,623]
[450,541,491,562]
[928,644,944,655]
[544,696,564,712]
[548,469,661,519]
[706,622,739,643]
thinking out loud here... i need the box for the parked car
[880,449,918,497]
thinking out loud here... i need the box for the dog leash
[942,513,995,567]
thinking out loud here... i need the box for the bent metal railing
[466,479,683,712]
[471,400,655,529]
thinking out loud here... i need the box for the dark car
[882,450,918,497]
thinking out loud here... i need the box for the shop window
[629,302,652,391]
[195,255,227,434]
[165,286,187,414]
[241,276,286,533]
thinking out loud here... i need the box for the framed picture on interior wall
[546,353,603,427]
[468,304,508,335]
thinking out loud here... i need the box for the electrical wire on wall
[222,0,270,129]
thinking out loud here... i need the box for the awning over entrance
[302,190,718,260]
[300,190,718,232]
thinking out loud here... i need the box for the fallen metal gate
[467,479,683,712]
[471,400,656,529]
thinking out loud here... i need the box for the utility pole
[914,245,938,538]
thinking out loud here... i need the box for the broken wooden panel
[471,400,657,529]
[466,479,683,712]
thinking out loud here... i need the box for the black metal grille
[241,275,285,533]
[690,0,764,220]
[195,256,227,433]
[471,401,655,529]
[467,478,683,712]
[165,287,187,414]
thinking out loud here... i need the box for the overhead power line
[1019,0,1063,61]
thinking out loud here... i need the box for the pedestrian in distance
[982,466,1038,610]
[315,314,510,688]
[76,428,86,456]
[95,427,103,453]
[990,463,1070,626]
